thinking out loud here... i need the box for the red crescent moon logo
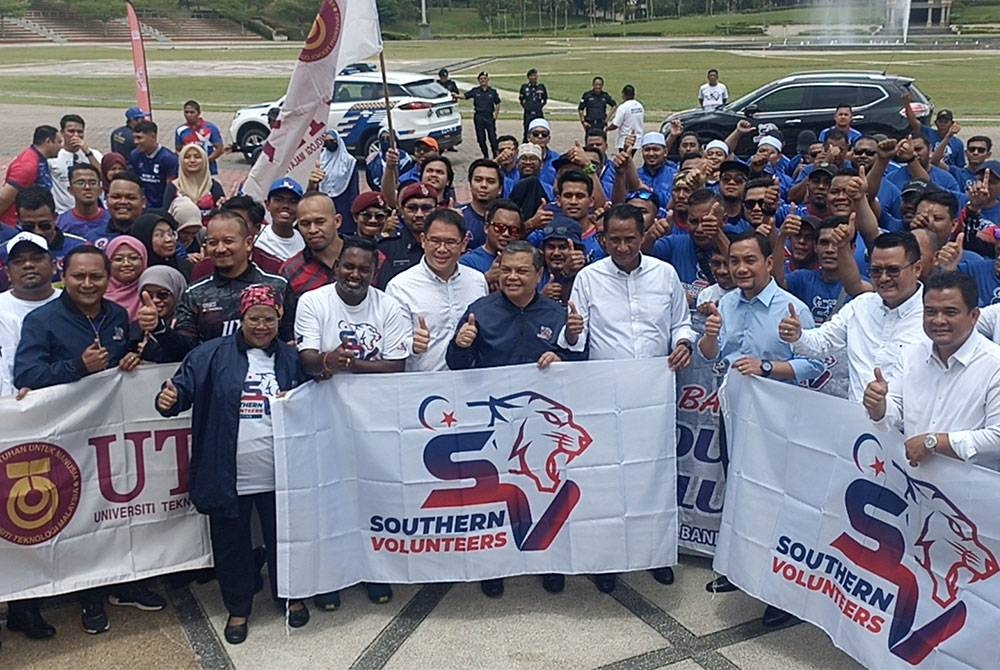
[299,0,342,63]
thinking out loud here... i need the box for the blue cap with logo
[125,106,149,122]
[267,177,305,199]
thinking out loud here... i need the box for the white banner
[0,366,211,600]
[715,373,1000,669]
[274,359,678,598]
[243,0,382,201]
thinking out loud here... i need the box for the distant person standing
[606,84,645,150]
[518,68,548,142]
[128,120,179,209]
[110,107,149,158]
[49,114,103,214]
[0,125,61,228]
[465,72,501,159]
[578,76,616,131]
[698,69,729,111]
[174,100,226,176]
[437,68,460,101]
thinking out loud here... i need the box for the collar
[883,283,924,314]
[235,328,279,356]
[419,256,462,283]
[213,264,254,285]
[500,291,538,312]
[927,330,982,368]
[739,278,779,306]
[611,255,644,276]
[59,290,109,320]
[303,236,343,269]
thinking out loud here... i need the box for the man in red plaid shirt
[279,193,343,297]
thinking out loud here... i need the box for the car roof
[341,70,437,85]
[777,71,915,85]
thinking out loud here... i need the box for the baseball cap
[796,130,818,155]
[975,160,1000,179]
[125,106,149,122]
[6,231,49,256]
[799,215,823,231]
[935,109,954,122]
[416,137,439,152]
[267,178,304,199]
[517,143,543,160]
[398,182,439,205]
[719,159,750,177]
[351,191,388,215]
[528,118,551,133]
[900,179,933,197]
[640,132,667,148]
[809,163,837,180]
[541,219,583,247]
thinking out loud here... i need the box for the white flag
[243,0,382,201]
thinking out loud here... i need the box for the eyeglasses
[868,261,916,279]
[19,222,53,232]
[112,254,142,264]
[491,223,522,236]
[153,229,178,240]
[969,146,990,154]
[424,237,462,249]
[71,179,100,188]
[148,289,172,301]
[357,211,387,222]
[244,315,279,327]
[403,204,436,213]
[530,131,550,138]
[852,149,877,157]
[721,173,747,184]
[743,199,767,210]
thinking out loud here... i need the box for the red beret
[350,191,388,215]
[398,182,440,206]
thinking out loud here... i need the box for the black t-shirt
[465,86,501,117]
[578,90,617,122]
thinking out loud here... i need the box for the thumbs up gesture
[935,232,963,273]
[778,303,802,343]
[863,367,889,420]
[81,338,109,373]
[565,301,584,345]
[413,315,431,354]
[157,378,178,413]
[455,313,478,349]
[703,302,723,338]
[137,290,160,333]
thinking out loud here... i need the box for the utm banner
[0,367,210,601]
[715,373,1000,669]
[274,359,678,598]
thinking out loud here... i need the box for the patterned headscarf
[239,284,282,317]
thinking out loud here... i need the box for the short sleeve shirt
[698,83,729,110]
[578,90,616,123]
[175,120,224,175]
[2,147,51,225]
[295,284,412,360]
[465,87,501,117]
[128,146,179,209]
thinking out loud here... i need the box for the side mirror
[743,104,759,118]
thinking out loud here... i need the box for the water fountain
[885,0,913,44]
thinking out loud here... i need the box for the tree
[0,0,29,40]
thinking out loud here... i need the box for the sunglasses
[868,262,916,279]
[491,223,522,236]
[852,149,877,157]
[969,146,990,154]
[625,190,660,206]
[743,199,767,210]
[20,222,53,232]
[403,204,436,213]
[530,131,550,138]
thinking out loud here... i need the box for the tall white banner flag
[243,0,383,201]
[273,359,678,599]
[715,373,1000,669]
[0,367,210,600]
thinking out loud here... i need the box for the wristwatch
[583,163,598,175]
[923,433,938,452]
[760,360,774,378]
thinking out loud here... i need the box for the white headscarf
[318,129,358,198]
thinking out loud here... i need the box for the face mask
[324,140,339,152]
[379,137,390,153]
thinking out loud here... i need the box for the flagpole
[378,51,396,150]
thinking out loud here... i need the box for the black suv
[661,71,933,157]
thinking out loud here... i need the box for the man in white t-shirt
[49,114,104,214]
[255,178,305,261]
[0,232,61,396]
[698,69,729,112]
[386,209,487,372]
[606,84,645,150]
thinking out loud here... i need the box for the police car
[229,67,462,161]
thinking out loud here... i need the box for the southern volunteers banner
[0,366,211,601]
[274,359,678,598]
[715,373,1000,669]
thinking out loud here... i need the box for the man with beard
[460,199,522,282]
[459,159,504,247]
[279,193,343,297]
[376,182,438,287]
[87,173,147,250]
[255,179,305,262]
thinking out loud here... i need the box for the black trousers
[209,492,278,618]
[522,109,544,142]
[473,115,498,159]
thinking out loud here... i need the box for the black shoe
[7,606,56,639]
[364,583,393,604]
[762,605,796,628]
[706,575,738,593]
[108,585,166,611]
[480,578,504,598]
[314,591,341,611]
[287,601,310,628]
[81,602,110,634]
[224,616,248,644]
[650,567,675,585]
[594,573,617,593]
[541,574,565,594]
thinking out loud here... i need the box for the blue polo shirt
[920,126,965,168]
[785,269,846,324]
[637,162,676,210]
[128,146,178,208]
[459,245,496,273]
[459,203,488,248]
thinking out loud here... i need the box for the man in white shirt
[864,272,1000,472]
[386,209,487,372]
[0,232,61,397]
[49,114,103,214]
[779,231,927,402]
[698,69,729,111]
[565,203,695,592]
[605,85,645,151]
[255,178,305,261]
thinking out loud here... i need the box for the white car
[229,67,462,161]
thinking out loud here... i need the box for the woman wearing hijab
[100,153,128,196]
[169,195,205,259]
[122,265,189,366]
[163,144,225,218]
[132,210,193,280]
[156,284,310,645]
[104,236,147,321]
[315,129,359,234]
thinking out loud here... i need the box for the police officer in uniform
[578,76,617,133]
[518,68,548,142]
[465,72,501,159]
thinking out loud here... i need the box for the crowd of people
[3,64,1000,649]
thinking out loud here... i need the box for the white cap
[705,139,730,156]
[5,231,49,256]
[641,132,667,148]
[528,118,550,133]
[517,143,543,160]
[757,135,783,152]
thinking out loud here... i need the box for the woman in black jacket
[156,284,309,644]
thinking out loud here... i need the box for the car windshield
[404,79,451,100]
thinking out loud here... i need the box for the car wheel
[238,124,270,163]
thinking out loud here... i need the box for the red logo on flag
[300,0,342,63]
